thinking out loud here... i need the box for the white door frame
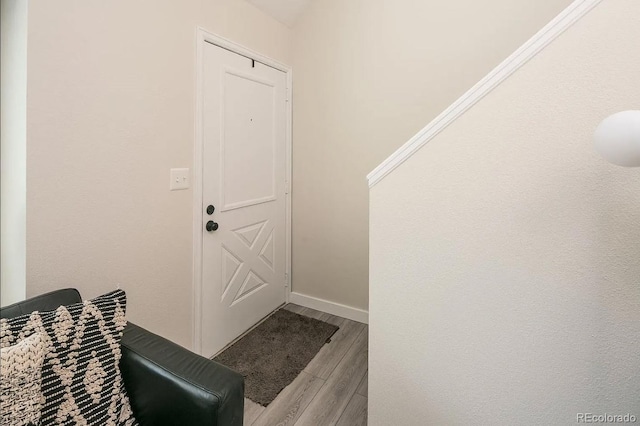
[192,27,292,355]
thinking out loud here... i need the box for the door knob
[206,205,215,215]
[206,221,219,232]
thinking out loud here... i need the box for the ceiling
[246,0,313,28]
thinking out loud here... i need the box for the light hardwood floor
[243,304,368,426]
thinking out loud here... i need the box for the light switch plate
[170,168,189,190]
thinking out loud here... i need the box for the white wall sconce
[594,110,640,167]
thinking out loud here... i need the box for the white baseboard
[289,292,369,324]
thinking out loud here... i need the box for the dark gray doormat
[213,308,339,406]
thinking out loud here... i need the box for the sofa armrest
[120,323,244,426]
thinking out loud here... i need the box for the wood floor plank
[304,318,365,379]
[319,313,344,327]
[356,372,368,397]
[336,393,367,426]
[284,305,346,328]
[300,307,331,322]
[295,328,368,426]
[284,305,336,327]
[244,398,265,426]
[252,371,325,426]
[283,304,306,314]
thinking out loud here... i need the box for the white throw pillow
[0,332,47,426]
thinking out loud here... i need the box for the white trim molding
[192,28,293,354]
[367,0,603,188]
[290,292,369,324]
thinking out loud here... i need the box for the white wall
[369,1,640,424]
[25,0,291,349]
[1,0,28,305]
[290,0,572,311]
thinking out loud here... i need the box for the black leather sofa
[0,288,244,426]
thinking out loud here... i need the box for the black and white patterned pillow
[0,290,137,426]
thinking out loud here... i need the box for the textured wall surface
[25,0,291,349]
[290,0,571,310]
[369,1,640,424]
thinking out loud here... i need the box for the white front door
[201,42,287,357]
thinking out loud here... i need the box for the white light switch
[170,168,190,190]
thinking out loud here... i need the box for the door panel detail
[232,220,267,249]
[258,230,275,270]
[221,70,276,211]
[231,270,268,306]
[221,246,243,300]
